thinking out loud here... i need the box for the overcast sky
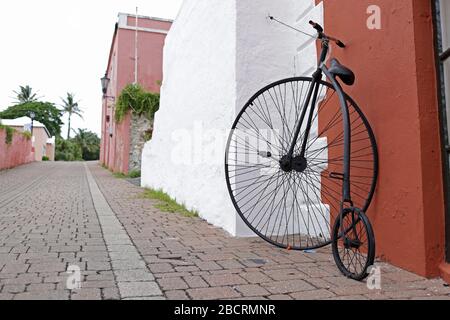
[0,0,183,137]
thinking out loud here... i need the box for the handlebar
[309,20,323,33]
[309,20,346,48]
[267,15,346,49]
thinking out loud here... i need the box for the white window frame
[440,0,450,136]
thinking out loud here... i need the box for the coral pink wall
[100,15,171,174]
[0,129,34,170]
[319,0,445,277]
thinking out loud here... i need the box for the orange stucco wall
[319,0,445,277]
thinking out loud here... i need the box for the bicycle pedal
[329,172,344,180]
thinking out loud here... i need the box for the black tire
[331,208,376,280]
[225,77,378,250]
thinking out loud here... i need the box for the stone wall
[128,113,153,173]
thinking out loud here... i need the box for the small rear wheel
[331,208,375,280]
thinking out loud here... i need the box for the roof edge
[117,12,174,23]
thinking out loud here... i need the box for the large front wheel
[225,77,378,250]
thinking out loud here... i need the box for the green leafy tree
[55,129,100,162]
[61,93,83,139]
[71,129,100,161]
[55,137,82,161]
[13,85,40,104]
[0,102,63,137]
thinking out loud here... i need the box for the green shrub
[55,130,100,162]
[128,170,141,178]
[71,129,100,161]
[112,170,141,179]
[55,137,82,161]
[115,84,160,123]
[42,156,50,161]
[22,131,32,140]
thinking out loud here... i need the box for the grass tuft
[111,169,141,179]
[128,170,141,178]
[141,189,199,218]
[113,172,127,179]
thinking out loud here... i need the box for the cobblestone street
[0,162,449,300]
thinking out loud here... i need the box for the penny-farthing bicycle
[225,19,378,280]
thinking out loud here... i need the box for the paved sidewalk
[0,162,449,300]
[89,163,450,300]
[0,162,118,300]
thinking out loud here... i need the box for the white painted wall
[142,0,324,236]
[142,0,238,234]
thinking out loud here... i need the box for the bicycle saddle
[328,58,355,86]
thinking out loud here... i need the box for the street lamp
[101,74,115,101]
[29,111,35,136]
[101,74,115,140]
[101,74,110,95]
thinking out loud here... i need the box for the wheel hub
[279,155,307,173]
[343,237,362,249]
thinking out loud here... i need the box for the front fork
[287,69,323,159]
[288,65,352,202]
[287,64,354,238]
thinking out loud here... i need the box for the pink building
[1,117,55,162]
[100,13,172,174]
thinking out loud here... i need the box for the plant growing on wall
[143,129,153,142]
[115,84,160,123]
[22,131,32,140]
[0,124,32,144]
[0,125,15,145]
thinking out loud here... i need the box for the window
[435,0,450,262]
[440,1,450,148]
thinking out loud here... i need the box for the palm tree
[13,85,40,104]
[61,93,83,139]
[72,129,100,160]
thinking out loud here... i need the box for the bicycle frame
[288,39,352,204]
